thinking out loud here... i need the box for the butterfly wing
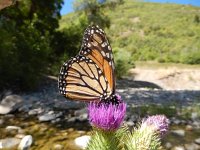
[58,55,112,101]
[79,25,116,94]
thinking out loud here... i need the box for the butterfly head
[100,94,122,105]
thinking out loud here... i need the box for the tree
[73,0,110,28]
[0,0,64,90]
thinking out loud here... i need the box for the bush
[49,15,89,76]
[114,48,134,78]
[180,48,200,64]
[0,0,63,91]
[0,24,51,91]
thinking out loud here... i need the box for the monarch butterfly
[58,25,118,103]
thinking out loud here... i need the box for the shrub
[0,24,51,91]
[114,48,134,78]
[180,49,200,64]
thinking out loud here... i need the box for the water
[1,113,200,150]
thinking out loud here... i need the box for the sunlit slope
[60,1,200,64]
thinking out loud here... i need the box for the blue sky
[60,0,200,15]
[60,0,74,15]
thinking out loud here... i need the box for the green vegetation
[0,0,63,90]
[60,0,200,64]
[114,49,134,78]
[1,0,200,90]
[130,102,200,120]
[131,104,177,118]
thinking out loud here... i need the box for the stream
[1,111,200,150]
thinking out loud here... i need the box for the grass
[134,61,200,69]
[60,0,200,64]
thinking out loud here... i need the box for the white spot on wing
[108,46,111,50]
[88,43,91,47]
[106,53,110,58]
[101,51,106,57]
[101,43,105,47]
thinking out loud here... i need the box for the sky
[60,0,74,15]
[60,0,200,15]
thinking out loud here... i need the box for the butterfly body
[58,25,116,103]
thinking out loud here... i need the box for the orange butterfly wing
[58,55,112,101]
[79,25,116,94]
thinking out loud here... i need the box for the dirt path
[113,63,200,106]
[129,63,200,90]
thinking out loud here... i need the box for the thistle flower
[124,115,168,149]
[88,97,126,131]
[115,93,122,103]
[141,115,169,137]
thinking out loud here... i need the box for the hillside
[60,0,200,64]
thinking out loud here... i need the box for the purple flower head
[88,100,126,131]
[115,93,122,103]
[142,115,169,137]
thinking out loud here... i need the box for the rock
[184,143,200,150]
[5,114,15,118]
[0,138,21,149]
[171,130,185,137]
[67,117,76,123]
[194,138,200,145]
[38,111,62,122]
[68,128,74,132]
[75,135,91,149]
[185,125,193,131]
[15,134,26,139]
[192,121,200,128]
[181,120,186,125]
[51,118,61,124]
[28,108,44,115]
[74,108,87,116]
[18,105,30,113]
[0,119,4,125]
[173,119,181,125]
[165,142,172,149]
[53,144,64,150]
[191,112,198,120]
[1,90,12,97]
[117,89,125,93]
[39,113,56,122]
[6,126,23,134]
[18,135,33,150]
[77,113,88,122]
[0,95,23,114]
[77,130,86,135]
[54,101,83,110]
[172,146,185,150]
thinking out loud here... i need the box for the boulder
[0,95,23,114]
[74,135,91,149]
